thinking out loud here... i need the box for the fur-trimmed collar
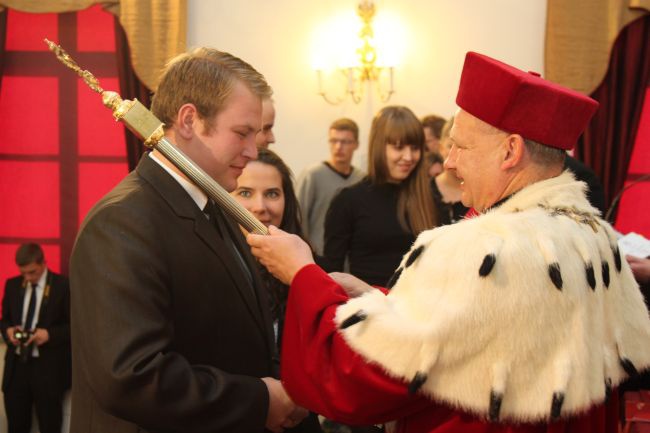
[495,171,596,215]
[335,171,650,423]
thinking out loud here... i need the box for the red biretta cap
[456,52,599,150]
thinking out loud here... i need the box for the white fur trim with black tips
[335,171,650,422]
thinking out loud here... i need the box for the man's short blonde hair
[330,118,359,142]
[151,47,272,132]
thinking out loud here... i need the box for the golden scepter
[44,39,268,235]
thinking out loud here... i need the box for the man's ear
[501,134,525,170]
[175,103,199,140]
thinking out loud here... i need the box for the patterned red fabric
[282,264,620,433]
[456,52,599,150]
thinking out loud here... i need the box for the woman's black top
[323,178,414,287]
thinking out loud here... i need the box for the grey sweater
[296,162,365,255]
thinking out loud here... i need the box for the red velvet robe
[281,264,619,433]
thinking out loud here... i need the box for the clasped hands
[6,326,49,346]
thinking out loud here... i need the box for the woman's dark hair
[255,147,306,238]
[367,106,438,234]
[253,148,310,327]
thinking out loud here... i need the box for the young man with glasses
[297,118,365,255]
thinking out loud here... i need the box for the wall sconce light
[316,1,395,105]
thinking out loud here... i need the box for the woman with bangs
[323,106,438,288]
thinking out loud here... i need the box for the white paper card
[618,232,650,259]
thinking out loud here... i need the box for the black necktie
[204,201,256,295]
[24,283,37,330]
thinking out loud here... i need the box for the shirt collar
[149,151,208,211]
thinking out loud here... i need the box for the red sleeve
[281,264,431,425]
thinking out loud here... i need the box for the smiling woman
[232,147,305,236]
[233,160,285,228]
[322,105,438,287]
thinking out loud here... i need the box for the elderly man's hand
[247,226,314,285]
[627,255,650,284]
[329,272,374,298]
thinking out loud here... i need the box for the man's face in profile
[445,110,506,211]
[424,126,440,154]
[189,80,262,192]
[255,99,276,148]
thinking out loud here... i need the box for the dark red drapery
[575,15,650,221]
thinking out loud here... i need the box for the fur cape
[335,171,650,423]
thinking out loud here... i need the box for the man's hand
[247,226,314,285]
[627,255,650,284]
[26,328,49,346]
[6,326,19,346]
[329,272,374,298]
[262,377,308,433]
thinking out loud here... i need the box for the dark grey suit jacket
[69,155,277,433]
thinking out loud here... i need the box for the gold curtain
[546,0,650,94]
[0,0,186,90]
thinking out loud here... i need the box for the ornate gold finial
[44,38,104,94]
[44,38,163,144]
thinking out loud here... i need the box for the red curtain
[0,6,129,288]
[0,11,6,94]
[576,15,650,224]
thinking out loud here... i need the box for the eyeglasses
[328,138,357,145]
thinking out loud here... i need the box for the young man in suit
[0,243,71,433]
[69,48,305,433]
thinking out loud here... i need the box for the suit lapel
[192,211,267,334]
[35,272,53,327]
[136,154,269,338]
[221,214,277,350]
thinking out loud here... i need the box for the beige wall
[187,0,547,176]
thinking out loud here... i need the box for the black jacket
[0,270,71,395]
[69,155,277,433]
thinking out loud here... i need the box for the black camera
[14,329,33,363]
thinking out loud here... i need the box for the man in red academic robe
[248,52,650,433]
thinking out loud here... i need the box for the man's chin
[212,176,236,193]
